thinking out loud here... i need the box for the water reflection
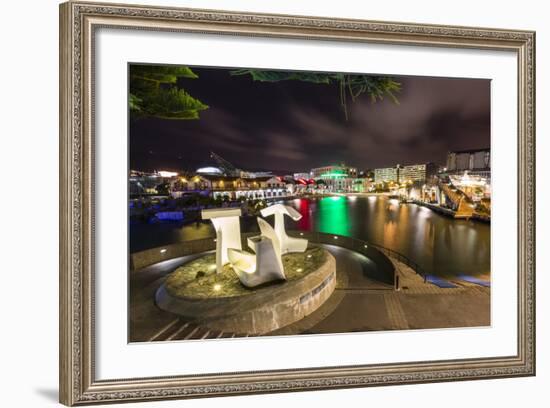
[130,196,490,277]
[286,196,490,277]
[317,196,350,236]
[296,197,311,231]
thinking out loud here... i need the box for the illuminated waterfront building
[129,170,180,195]
[196,175,290,200]
[310,164,358,192]
[374,163,437,184]
[352,178,372,193]
[374,166,400,183]
[293,172,312,180]
[400,163,438,183]
[310,164,357,179]
[446,148,490,179]
[449,171,491,202]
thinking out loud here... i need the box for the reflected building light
[160,248,167,254]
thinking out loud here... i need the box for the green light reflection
[318,196,350,236]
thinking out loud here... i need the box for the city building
[352,178,372,193]
[293,172,311,180]
[207,175,290,200]
[171,174,291,200]
[310,164,358,193]
[449,172,491,202]
[129,170,179,196]
[374,163,437,184]
[446,148,490,179]
[310,164,357,179]
[240,170,274,179]
[374,166,400,183]
[400,163,438,183]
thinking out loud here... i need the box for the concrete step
[149,319,244,342]
[148,318,184,342]
[171,323,203,340]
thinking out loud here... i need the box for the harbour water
[130,195,490,277]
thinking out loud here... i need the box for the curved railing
[285,232,427,283]
[366,243,427,282]
[130,231,426,286]
[285,231,396,286]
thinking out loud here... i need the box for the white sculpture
[201,208,242,274]
[228,218,286,288]
[260,204,308,254]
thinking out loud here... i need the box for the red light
[298,178,307,185]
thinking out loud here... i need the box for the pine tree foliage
[129,65,208,120]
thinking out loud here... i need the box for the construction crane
[209,151,240,176]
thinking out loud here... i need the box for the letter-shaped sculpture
[260,204,308,254]
[228,218,286,288]
[201,208,242,274]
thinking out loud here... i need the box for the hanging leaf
[230,69,401,120]
[231,69,334,84]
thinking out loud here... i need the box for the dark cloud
[130,67,490,173]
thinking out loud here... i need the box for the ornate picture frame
[59,1,535,405]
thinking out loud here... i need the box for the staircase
[439,183,474,219]
[454,198,475,219]
[148,318,253,342]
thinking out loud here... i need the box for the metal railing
[366,243,427,282]
[285,231,426,286]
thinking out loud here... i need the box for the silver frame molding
[59,1,536,405]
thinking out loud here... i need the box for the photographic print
[128,64,491,343]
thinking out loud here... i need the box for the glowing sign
[320,170,346,178]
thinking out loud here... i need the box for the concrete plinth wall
[155,251,336,334]
[130,238,216,271]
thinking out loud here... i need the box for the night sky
[129,66,490,174]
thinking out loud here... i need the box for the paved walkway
[272,246,490,334]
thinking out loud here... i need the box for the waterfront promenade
[130,244,490,342]
[271,245,490,335]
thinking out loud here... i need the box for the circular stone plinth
[155,247,336,335]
